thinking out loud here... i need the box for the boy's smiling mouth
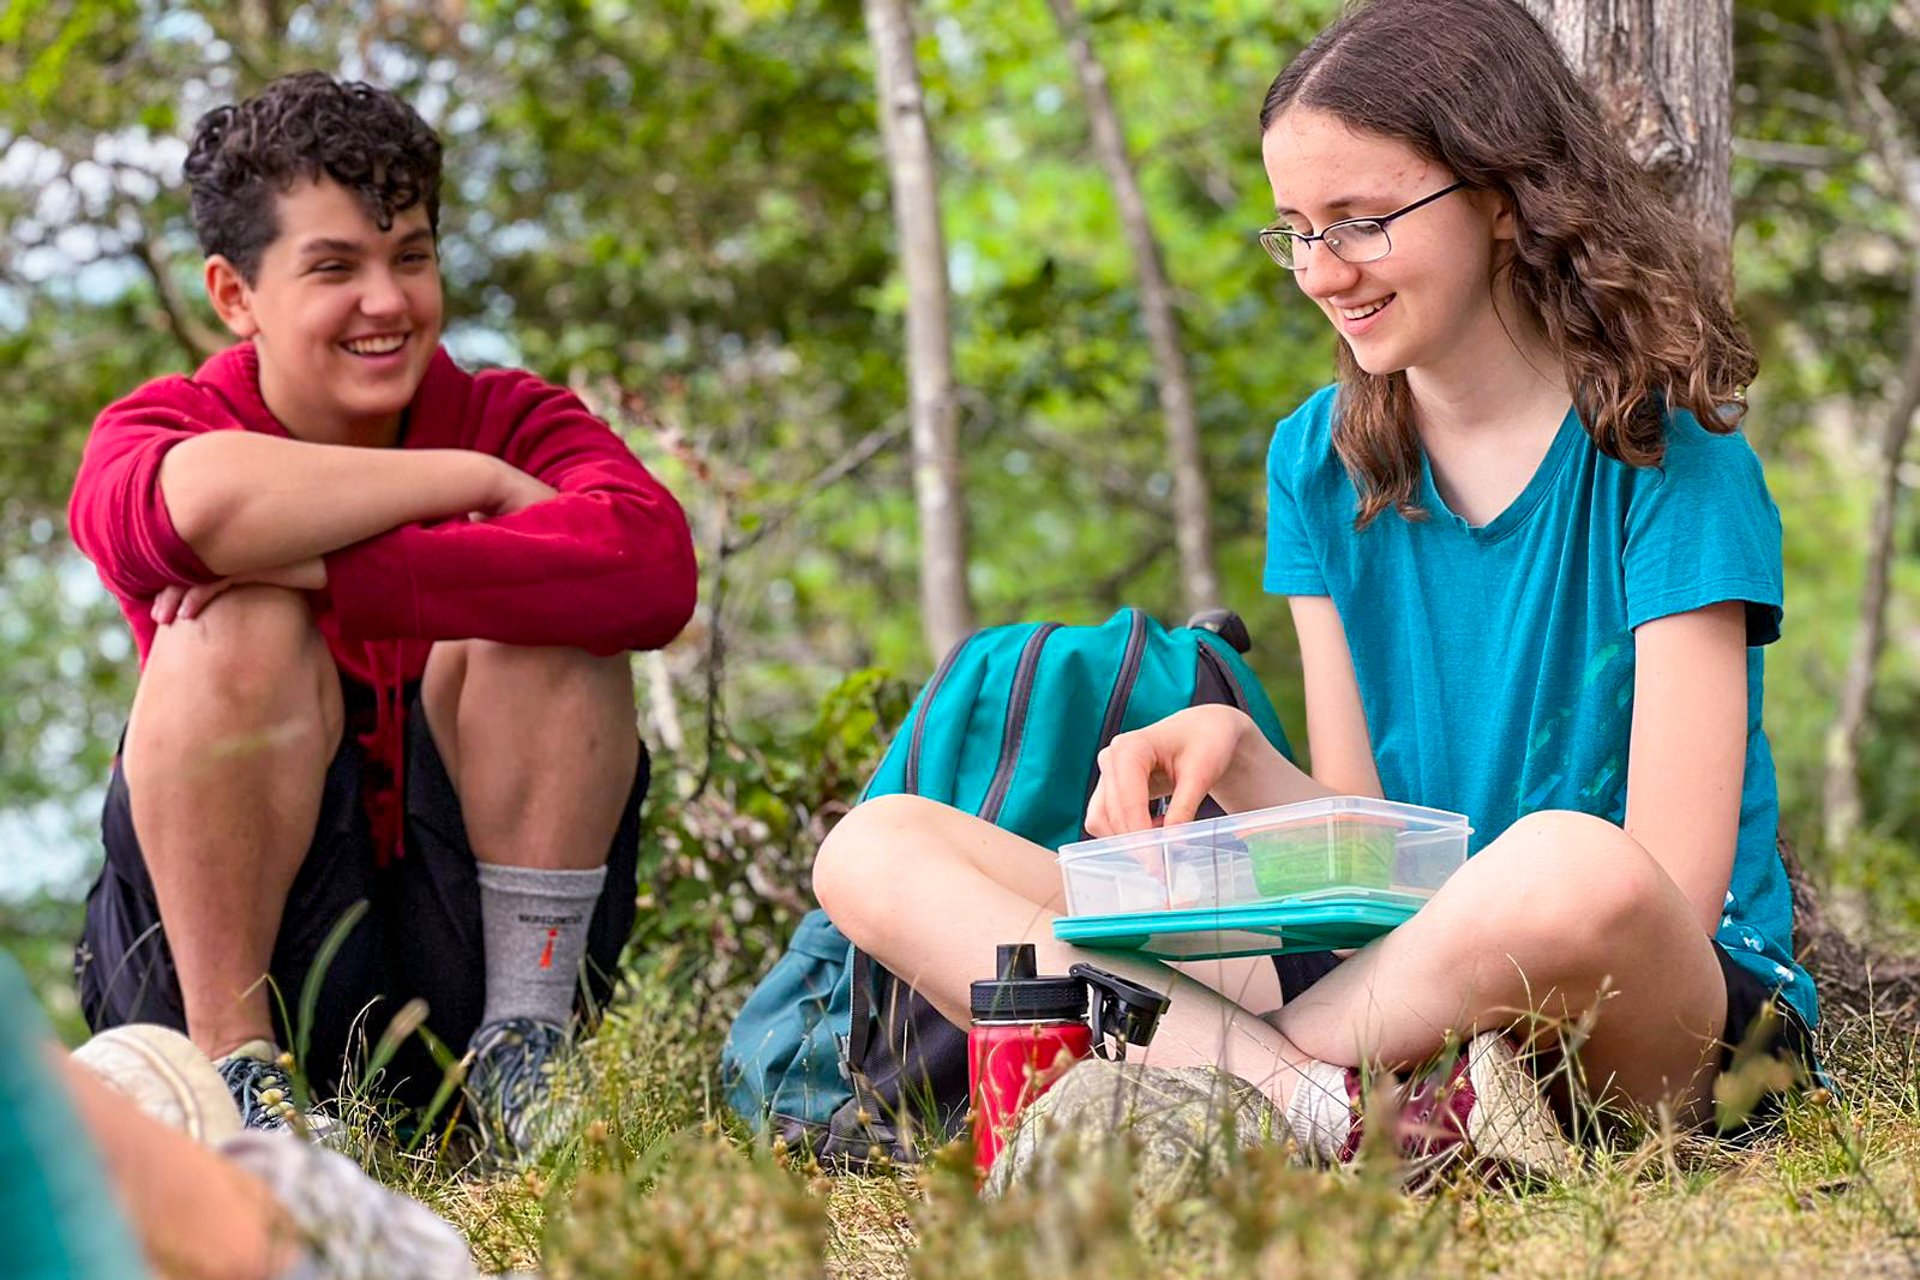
[342,333,409,357]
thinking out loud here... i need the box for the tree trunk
[863,0,975,660]
[1522,0,1734,276]
[1817,14,1920,852]
[1045,0,1220,615]
[1825,271,1920,850]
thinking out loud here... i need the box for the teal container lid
[1051,890,1423,961]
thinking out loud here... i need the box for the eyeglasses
[1256,180,1469,271]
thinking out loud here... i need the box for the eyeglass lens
[1268,220,1391,270]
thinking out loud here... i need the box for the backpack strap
[846,944,874,1073]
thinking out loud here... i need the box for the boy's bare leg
[418,640,638,1157]
[122,584,342,1059]
[814,796,1727,1122]
[420,640,637,871]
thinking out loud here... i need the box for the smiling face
[205,177,443,443]
[1260,108,1514,384]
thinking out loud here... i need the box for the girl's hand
[1084,704,1257,838]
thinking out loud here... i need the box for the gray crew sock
[1283,1056,1358,1165]
[476,862,608,1030]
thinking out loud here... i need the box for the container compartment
[1057,796,1470,917]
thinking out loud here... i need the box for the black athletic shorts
[1274,940,1820,1130]
[74,680,647,1109]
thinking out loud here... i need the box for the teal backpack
[720,607,1292,1164]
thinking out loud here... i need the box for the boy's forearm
[160,433,502,576]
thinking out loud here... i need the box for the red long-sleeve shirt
[69,341,698,861]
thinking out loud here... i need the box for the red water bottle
[968,944,1170,1178]
[968,944,1092,1176]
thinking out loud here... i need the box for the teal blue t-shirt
[1264,385,1815,1025]
[1,954,148,1279]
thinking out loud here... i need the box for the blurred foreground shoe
[220,1129,487,1279]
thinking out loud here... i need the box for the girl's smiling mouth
[1334,294,1395,334]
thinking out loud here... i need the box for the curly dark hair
[184,71,443,282]
[1261,0,1757,529]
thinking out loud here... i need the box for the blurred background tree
[2,0,1917,1019]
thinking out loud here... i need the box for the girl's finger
[1083,773,1111,838]
[1163,769,1209,829]
[1105,739,1155,835]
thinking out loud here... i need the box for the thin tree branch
[1732,138,1852,170]
[723,416,909,556]
[128,235,222,365]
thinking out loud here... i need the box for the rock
[984,1060,1282,1205]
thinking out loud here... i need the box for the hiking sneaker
[215,1040,339,1143]
[1347,1031,1570,1183]
[465,1016,573,1165]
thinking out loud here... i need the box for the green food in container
[1246,817,1400,897]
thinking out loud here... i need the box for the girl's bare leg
[814,797,1727,1122]
[1275,808,1728,1121]
[815,794,1328,1112]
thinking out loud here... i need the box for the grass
[316,958,1920,1280]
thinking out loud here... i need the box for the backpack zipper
[980,623,1062,823]
[1196,635,1251,712]
[1082,609,1150,813]
[901,632,976,797]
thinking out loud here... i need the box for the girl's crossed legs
[813,795,1728,1129]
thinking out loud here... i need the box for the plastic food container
[1056,796,1471,917]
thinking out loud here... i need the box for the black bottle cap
[970,942,1087,1023]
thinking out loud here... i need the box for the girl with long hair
[813,0,1815,1169]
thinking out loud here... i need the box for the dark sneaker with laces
[465,1017,573,1165]
[216,1039,339,1142]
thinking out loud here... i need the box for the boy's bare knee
[134,584,339,750]
[463,641,634,705]
[144,587,332,706]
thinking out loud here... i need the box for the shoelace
[218,1053,299,1130]
[468,1018,568,1153]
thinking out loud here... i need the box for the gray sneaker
[465,1017,573,1165]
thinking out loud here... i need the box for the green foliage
[0,0,1916,981]
[0,894,86,1044]
[628,666,912,997]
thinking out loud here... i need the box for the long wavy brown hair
[1260,0,1757,528]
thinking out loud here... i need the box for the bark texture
[864,0,976,660]
[1522,0,1734,271]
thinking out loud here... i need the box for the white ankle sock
[476,863,607,1030]
[1283,1057,1357,1164]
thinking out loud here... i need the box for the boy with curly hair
[67,71,697,1162]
